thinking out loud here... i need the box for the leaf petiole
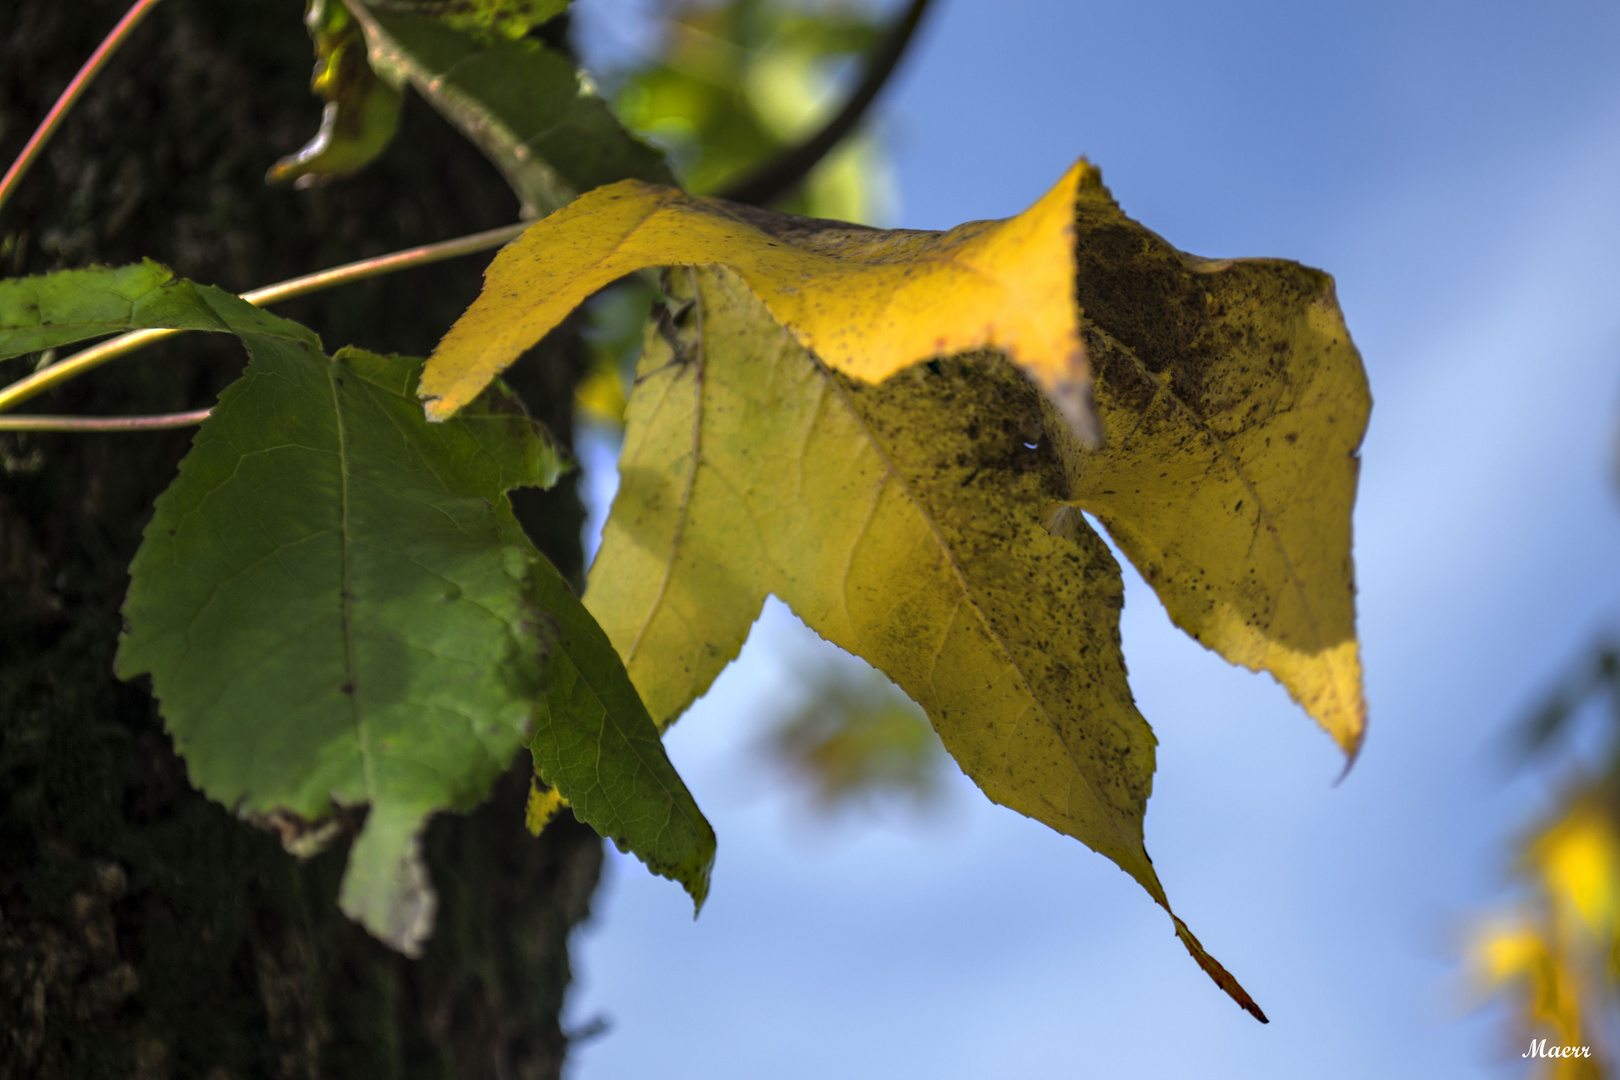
[0,0,166,217]
[0,408,211,432]
[0,221,526,415]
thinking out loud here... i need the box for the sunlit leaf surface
[422,161,1094,437]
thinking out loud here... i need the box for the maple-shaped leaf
[423,159,1368,758]
[0,263,714,952]
[584,266,1265,1020]
[421,160,1371,1016]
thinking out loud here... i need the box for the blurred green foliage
[1465,416,1620,1074]
[759,657,948,815]
[612,0,894,223]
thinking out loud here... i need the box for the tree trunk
[0,2,603,1076]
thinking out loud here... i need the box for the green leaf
[0,260,255,359]
[347,3,673,216]
[118,334,713,946]
[528,563,714,905]
[0,261,713,949]
[118,334,568,953]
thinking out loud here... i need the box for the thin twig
[237,222,527,307]
[716,0,936,207]
[0,407,210,432]
[0,0,166,216]
[0,221,527,415]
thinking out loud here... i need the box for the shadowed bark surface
[0,2,603,1076]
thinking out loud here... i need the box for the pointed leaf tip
[590,265,1278,1016]
[1173,916,1269,1024]
[526,557,716,912]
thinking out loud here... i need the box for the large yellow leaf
[423,158,1369,758]
[585,266,1267,1021]
[420,162,1094,439]
[1048,175,1371,758]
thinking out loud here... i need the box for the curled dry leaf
[268,0,404,187]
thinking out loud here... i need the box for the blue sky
[564,1,1620,1075]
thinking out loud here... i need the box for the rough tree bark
[0,2,604,1076]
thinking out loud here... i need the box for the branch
[0,408,210,432]
[715,0,935,208]
[0,0,166,216]
[0,222,526,414]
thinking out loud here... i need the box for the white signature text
[1523,1039,1592,1059]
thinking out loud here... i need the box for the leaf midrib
[627,270,704,669]
[325,361,374,804]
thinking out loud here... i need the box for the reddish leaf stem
[0,0,166,216]
[0,407,210,432]
[0,221,527,415]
